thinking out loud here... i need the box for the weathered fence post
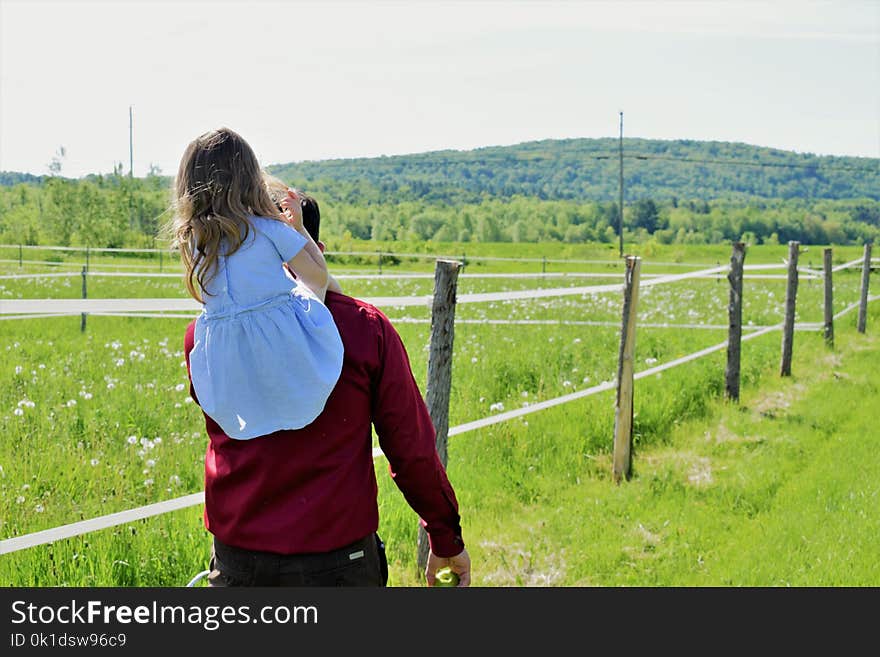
[725,242,746,401]
[85,246,90,273]
[19,244,23,268]
[159,248,163,273]
[542,255,547,275]
[613,256,641,484]
[80,266,87,333]
[780,241,800,376]
[377,251,383,275]
[823,248,834,347]
[416,259,461,571]
[858,243,872,334]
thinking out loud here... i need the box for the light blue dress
[188,215,344,440]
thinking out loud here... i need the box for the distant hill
[267,137,879,203]
[0,171,44,186]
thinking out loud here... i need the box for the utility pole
[618,111,624,258]
[129,105,134,177]
[129,105,134,229]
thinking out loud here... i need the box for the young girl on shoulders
[169,127,343,439]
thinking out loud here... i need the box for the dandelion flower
[175,383,186,392]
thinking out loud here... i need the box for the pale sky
[1,0,878,178]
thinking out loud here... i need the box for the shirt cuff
[426,526,465,558]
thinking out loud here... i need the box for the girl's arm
[280,190,329,301]
[326,274,344,295]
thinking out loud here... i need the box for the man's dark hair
[301,195,320,242]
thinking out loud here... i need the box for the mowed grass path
[395,314,878,587]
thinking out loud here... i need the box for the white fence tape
[0,493,206,555]
[0,264,737,316]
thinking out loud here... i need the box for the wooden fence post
[780,240,800,376]
[80,266,87,333]
[19,244,23,268]
[377,251,383,275]
[725,242,746,401]
[159,248,164,273]
[858,243,872,334]
[823,248,834,347]
[613,256,641,484]
[85,246,90,273]
[416,259,461,571]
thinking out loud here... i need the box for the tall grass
[1,245,876,586]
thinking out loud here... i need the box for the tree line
[0,137,877,248]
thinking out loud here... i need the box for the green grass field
[0,242,876,586]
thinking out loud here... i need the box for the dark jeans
[208,533,388,587]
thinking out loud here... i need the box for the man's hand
[425,548,471,587]
[279,188,304,231]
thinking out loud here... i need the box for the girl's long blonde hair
[169,127,284,303]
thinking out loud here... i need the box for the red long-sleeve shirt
[184,290,465,557]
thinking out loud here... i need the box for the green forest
[0,138,877,248]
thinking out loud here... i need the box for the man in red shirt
[184,195,470,587]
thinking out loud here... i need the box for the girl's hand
[279,188,304,230]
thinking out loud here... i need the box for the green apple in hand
[434,566,459,587]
